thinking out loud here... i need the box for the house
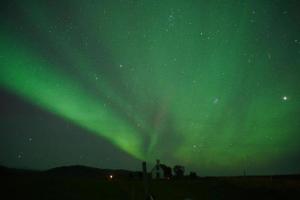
[151,160,172,179]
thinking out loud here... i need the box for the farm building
[151,160,172,179]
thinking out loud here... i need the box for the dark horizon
[2,161,300,178]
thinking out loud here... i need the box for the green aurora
[0,0,299,175]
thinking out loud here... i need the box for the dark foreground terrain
[1,166,299,200]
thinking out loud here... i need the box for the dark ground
[1,166,299,200]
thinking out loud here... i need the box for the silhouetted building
[151,159,172,179]
[151,160,163,179]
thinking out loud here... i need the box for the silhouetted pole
[142,161,149,199]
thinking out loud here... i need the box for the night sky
[0,0,300,176]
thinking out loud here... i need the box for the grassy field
[1,172,300,200]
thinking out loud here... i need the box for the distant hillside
[45,165,135,178]
[1,165,299,180]
[0,165,140,179]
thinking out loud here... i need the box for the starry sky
[0,0,300,176]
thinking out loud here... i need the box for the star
[282,96,288,101]
[17,153,23,159]
[213,98,219,104]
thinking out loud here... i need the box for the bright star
[282,96,288,101]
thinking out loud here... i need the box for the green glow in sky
[0,34,144,160]
[0,0,299,175]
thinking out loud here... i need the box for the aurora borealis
[0,0,299,175]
